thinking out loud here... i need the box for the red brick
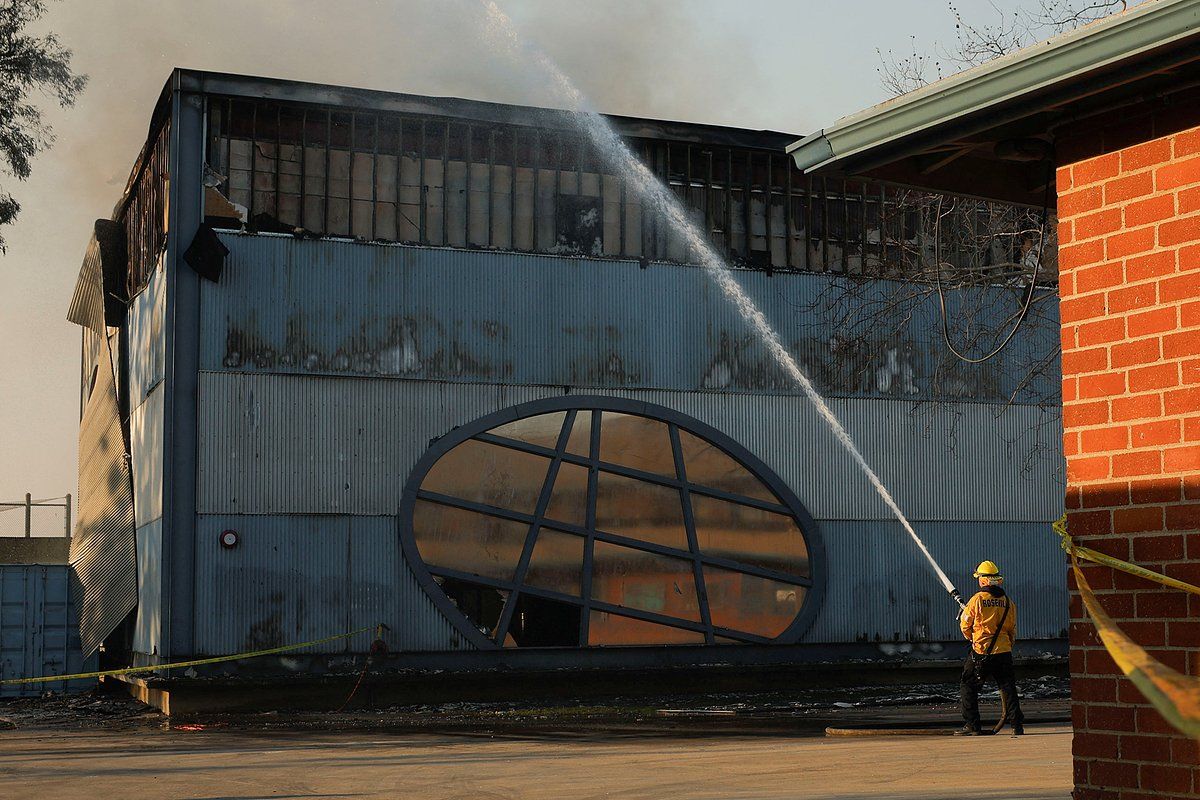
[1082,425,1129,452]
[1127,307,1177,337]
[1063,347,1109,374]
[1136,591,1189,618]
[1061,324,1079,352]
[1061,185,1104,216]
[1169,620,1200,647]
[1112,450,1162,478]
[1175,128,1200,158]
[1072,676,1118,702]
[1078,318,1127,349]
[1088,705,1138,732]
[1068,509,1114,536]
[1138,762,1194,794]
[1063,376,1079,402]
[1164,444,1200,473]
[1165,562,1200,586]
[1123,138,1174,171]
[1155,154,1200,190]
[1163,331,1200,360]
[1123,620,1167,646]
[1062,293,1109,325]
[1128,362,1179,392]
[1066,400,1111,427]
[1171,734,1200,763]
[1059,218,1074,247]
[1064,430,1080,457]
[1113,505,1164,533]
[1081,481,1130,508]
[1106,172,1155,206]
[1132,533,1186,561]
[1160,270,1200,302]
[1057,165,1073,193]
[1124,250,1176,282]
[1181,299,1200,327]
[1077,208,1123,240]
[1159,213,1200,247]
[1112,394,1163,422]
[1108,282,1157,313]
[1164,386,1200,415]
[1137,706,1179,735]
[1080,373,1127,398]
[1074,730,1120,759]
[1076,262,1125,294]
[1076,152,1122,186]
[1180,184,1200,214]
[1120,733,1173,762]
[1130,477,1182,504]
[1183,358,1200,385]
[1069,455,1111,482]
[1066,485,1083,509]
[1105,227,1156,259]
[1166,504,1200,531]
[1182,242,1200,271]
[1130,419,1181,448]
[1110,338,1161,369]
[1123,193,1174,227]
[1186,417,1200,442]
[1061,238,1106,269]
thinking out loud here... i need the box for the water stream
[476,1,963,608]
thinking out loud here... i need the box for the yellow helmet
[973,560,1001,578]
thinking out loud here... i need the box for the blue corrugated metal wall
[160,234,1067,658]
[0,565,95,697]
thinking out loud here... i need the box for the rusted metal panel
[196,372,1063,523]
[800,520,1067,645]
[201,234,1060,405]
[191,515,464,655]
[0,565,96,697]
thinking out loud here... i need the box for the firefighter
[955,560,1025,736]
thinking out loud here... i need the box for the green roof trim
[789,0,1200,173]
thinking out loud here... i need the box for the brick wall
[1057,100,1200,800]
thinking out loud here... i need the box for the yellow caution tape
[0,624,378,686]
[1056,514,1200,740]
[1054,514,1200,596]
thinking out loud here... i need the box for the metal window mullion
[299,109,307,231]
[248,102,258,225]
[764,153,773,269]
[843,178,851,273]
[348,114,356,237]
[441,122,450,246]
[370,114,379,240]
[509,128,518,249]
[273,105,281,224]
[323,111,332,235]
[725,149,733,261]
[672,424,713,644]
[394,116,403,241]
[579,409,600,646]
[464,124,472,247]
[785,158,793,269]
[488,128,496,248]
[493,411,576,644]
[419,120,427,244]
[703,148,714,254]
[532,129,541,252]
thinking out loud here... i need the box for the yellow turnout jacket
[960,587,1016,655]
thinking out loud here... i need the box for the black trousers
[960,650,1024,727]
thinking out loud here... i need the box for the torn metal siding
[197,371,1062,523]
[192,515,463,655]
[133,520,162,657]
[127,265,166,410]
[130,385,164,528]
[800,521,1066,644]
[201,235,1061,405]
[0,565,97,697]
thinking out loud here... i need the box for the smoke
[0,0,775,499]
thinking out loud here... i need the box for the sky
[0,0,1068,513]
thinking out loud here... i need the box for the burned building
[67,70,1067,700]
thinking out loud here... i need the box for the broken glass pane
[523,528,585,597]
[598,412,677,477]
[591,540,701,622]
[690,493,810,578]
[594,471,689,551]
[588,610,705,646]
[507,594,581,647]
[413,500,529,582]
[489,411,567,449]
[543,461,589,528]
[703,564,806,639]
[677,429,777,503]
[433,576,509,639]
[422,439,550,514]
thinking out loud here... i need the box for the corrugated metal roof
[201,235,1061,405]
[197,371,1063,523]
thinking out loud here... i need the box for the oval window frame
[398,396,826,649]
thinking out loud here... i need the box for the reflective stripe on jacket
[960,588,1016,655]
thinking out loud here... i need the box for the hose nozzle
[950,588,965,611]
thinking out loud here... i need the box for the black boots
[954,724,982,736]
[1012,723,1025,736]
